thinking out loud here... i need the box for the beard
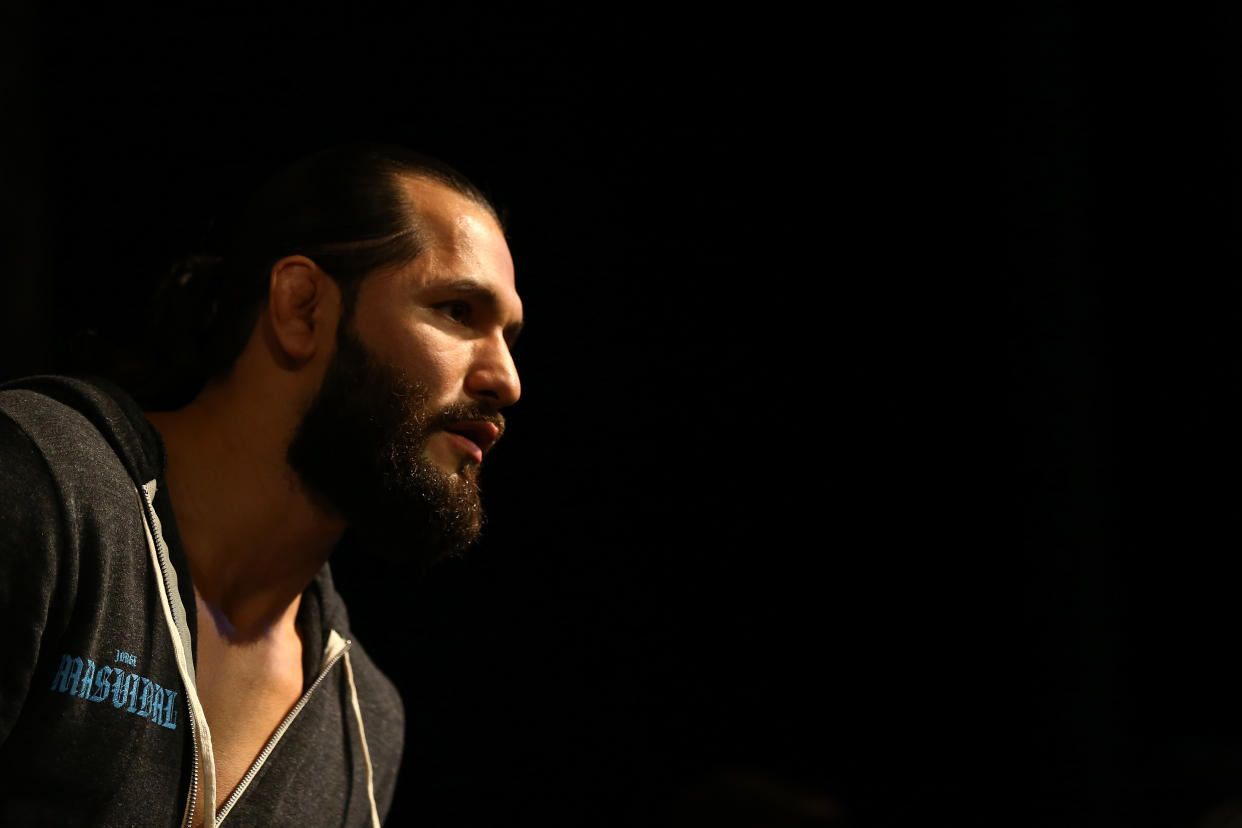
[287,322,502,571]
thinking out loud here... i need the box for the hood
[0,373,360,640]
[0,374,166,488]
[0,374,199,647]
[0,374,358,649]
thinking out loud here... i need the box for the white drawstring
[136,482,217,828]
[343,651,381,828]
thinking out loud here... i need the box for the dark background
[11,4,1242,828]
[1010,4,1242,828]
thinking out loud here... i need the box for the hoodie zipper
[213,637,353,825]
[149,519,200,828]
[181,708,202,828]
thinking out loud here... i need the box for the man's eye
[435,301,471,322]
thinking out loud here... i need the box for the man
[0,145,523,826]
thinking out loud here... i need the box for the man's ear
[266,255,340,364]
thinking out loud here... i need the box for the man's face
[288,177,523,568]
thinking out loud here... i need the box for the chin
[288,323,489,570]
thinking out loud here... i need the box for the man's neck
[146,382,345,644]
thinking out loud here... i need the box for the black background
[11,4,1242,828]
[1010,4,1242,828]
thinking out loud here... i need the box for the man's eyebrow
[440,278,524,345]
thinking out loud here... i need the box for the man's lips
[442,420,501,464]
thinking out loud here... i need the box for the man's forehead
[390,177,522,317]
[395,176,502,252]
[397,175,498,231]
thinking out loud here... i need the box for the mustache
[426,403,506,441]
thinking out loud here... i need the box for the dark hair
[138,144,498,408]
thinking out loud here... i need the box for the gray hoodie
[0,376,404,826]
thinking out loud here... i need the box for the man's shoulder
[0,385,129,490]
[338,630,405,810]
[0,383,107,445]
[0,375,162,487]
[0,377,159,555]
[313,567,405,724]
[345,634,404,724]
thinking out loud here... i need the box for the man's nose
[464,333,521,408]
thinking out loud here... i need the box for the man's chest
[192,603,306,816]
